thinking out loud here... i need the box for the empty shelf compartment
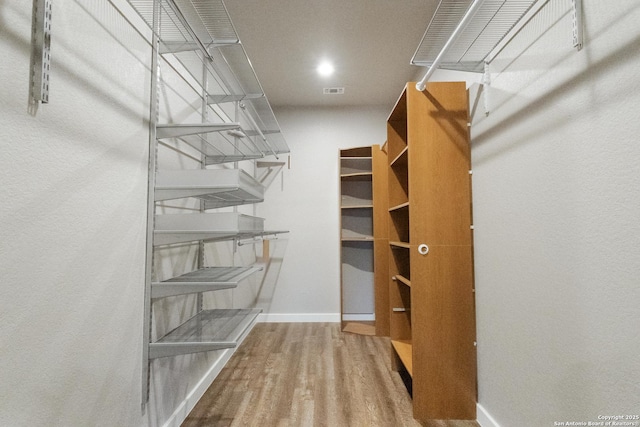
[391,340,413,376]
[154,212,264,246]
[341,177,373,207]
[341,208,373,239]
[340,157,372,175]
[149,308,261,359]
[152,266,262,298]
[155,169,264,208]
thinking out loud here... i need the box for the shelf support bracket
[483,62,491,116]
[571,0,583,51]
[29,0,52,106]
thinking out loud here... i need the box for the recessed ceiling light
[317,61,334,77]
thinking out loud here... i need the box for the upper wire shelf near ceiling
[127,0,289,157]
[412,0,540,73]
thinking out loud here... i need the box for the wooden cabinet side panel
[372,145,389,239]
[373,145,390,336]
[407,82,471,247]
[411,245,476,420]
[402,82,476,420]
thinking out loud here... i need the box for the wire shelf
[151,266,262,298]
[149,308,261,358]
[412,0,540,72]
[127,0,289,157]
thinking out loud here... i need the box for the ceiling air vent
[323,87,344,95]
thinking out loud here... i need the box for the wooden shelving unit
[339,145,389,336]
[387,82,476,421]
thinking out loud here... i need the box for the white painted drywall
[256,106,389,320]
[471,1,640,425]
[0,2,149,426]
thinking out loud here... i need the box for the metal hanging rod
[414,0,562,91]
[416,0,486,91]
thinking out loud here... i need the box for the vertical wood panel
[412,245,476,419]
[408,82,471,247]
[373,145,390,336]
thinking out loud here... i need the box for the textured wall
[470,1,640,425]
[258,105,389,319]
[0,1,149,426]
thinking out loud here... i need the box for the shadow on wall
[1,0,151,118]
[471,1,640,163]
[252,238,289,311]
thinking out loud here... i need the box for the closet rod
[415,0,486,91]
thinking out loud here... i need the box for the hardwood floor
[182,323,479,427]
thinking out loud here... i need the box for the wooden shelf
[389,241,410,249]
[341,237,374,242]
[390,146,408,167]
[341,204,373,209]
[389,201,409,212]
[391,340,413,377]
[394,274,411,288]
[341,172,373,179]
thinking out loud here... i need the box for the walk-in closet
[2,1,639,426]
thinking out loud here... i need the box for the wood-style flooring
[182,323,479,427]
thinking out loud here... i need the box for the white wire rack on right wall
[412,0,583,90]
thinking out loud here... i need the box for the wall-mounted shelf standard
[148,308,261,359]
[30,0,52,105]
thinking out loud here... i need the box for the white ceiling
[224,0,439,108]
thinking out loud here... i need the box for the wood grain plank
[184,323,461,427]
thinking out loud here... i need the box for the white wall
[471,1,640,425]
[256,105,389,321]
[0,1,149,426]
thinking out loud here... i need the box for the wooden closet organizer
[339,145,389,336]
[387,81,476,420]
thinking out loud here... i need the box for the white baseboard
[477,403,501,427]
[161,316,259,427]
[258,313,340,323]
[342,313,375,321]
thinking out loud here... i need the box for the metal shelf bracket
[572,0,583,51]
[30,0,52,105]
[483,61,490,116]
